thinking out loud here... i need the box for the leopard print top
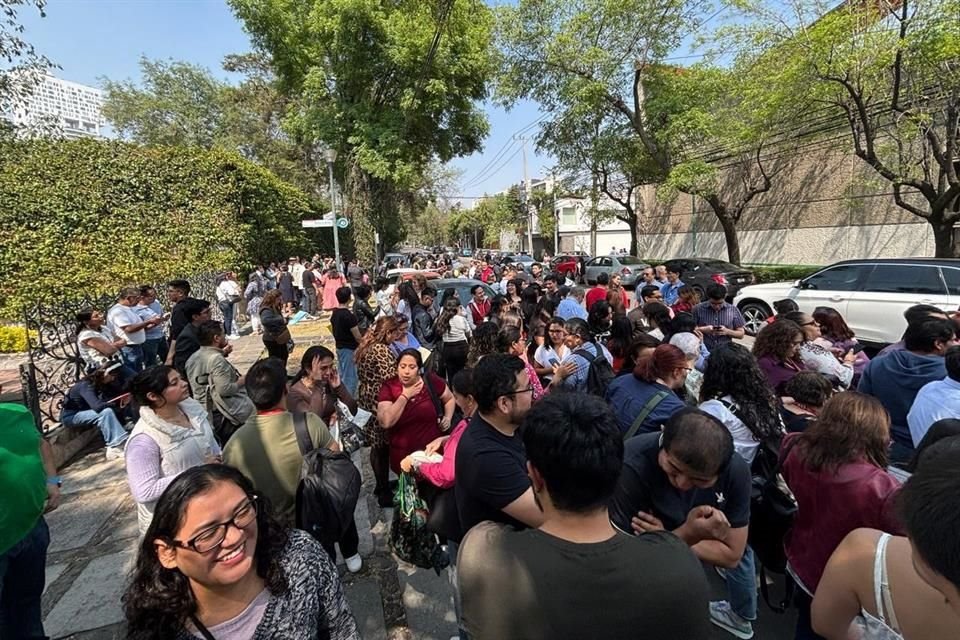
[356,342,396,447]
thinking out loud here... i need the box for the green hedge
[0,139,315,319]
[749,264,821,284]
[0,326,35,353]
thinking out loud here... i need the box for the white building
[554,195,633,255]
[2,74,104,138]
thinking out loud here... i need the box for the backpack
[573,342,616,397]
[291,412,362,546]
[720,398,797,613]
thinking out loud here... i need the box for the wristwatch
[47,475,63,488]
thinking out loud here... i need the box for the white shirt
[907,377,960,446]
[534,343,568,381]
[291,263,305,289]
[77,326,116,368]
[107,303,146,345]
[216,280,242,303]
[699,396,760,464]
[443,315,472,343]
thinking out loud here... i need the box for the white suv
[733,259,960,345]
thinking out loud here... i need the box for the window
[942,267,960,296]
[860,264,946,296]
[801,264,868,292]
[561,207,576,225]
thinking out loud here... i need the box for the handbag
[389,473,449,573]
[421,372,446,430]
[334,401,369,455]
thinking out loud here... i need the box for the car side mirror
[794,279,804,289]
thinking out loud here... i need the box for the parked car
[430,278,496,314]
[383,252,407,267]
[661,258,755,300]
[732,258,960,344]
[501,254,536,272]
[550,254,590,281]
[459,248,474,257]
[384,269,440,295]
[582,255,649,287]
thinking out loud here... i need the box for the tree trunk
[628,215,639,257]
[718,215,742,265]
[931,216,958,258]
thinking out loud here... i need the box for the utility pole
[518,135,533,254]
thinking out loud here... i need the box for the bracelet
[47,475,62,487]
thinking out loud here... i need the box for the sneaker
[227,333,241,340]
[105,446,125,461]
[709,601,754,639]
[345,554,362,573]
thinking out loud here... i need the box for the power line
[459,113,549,189]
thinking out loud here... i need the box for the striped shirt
[692,301,745,351]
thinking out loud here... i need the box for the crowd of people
[5,249,960,640]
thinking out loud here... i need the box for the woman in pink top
[399,368,476,489]
[320,267,348,311]
[780,391,903,640]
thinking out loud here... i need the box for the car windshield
[618,256,644,265]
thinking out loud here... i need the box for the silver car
[582,255,649,287]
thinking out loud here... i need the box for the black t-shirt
[455,414,530,540]
[302,269,316,290]
[173,323,201,375]
[170,297,205,340]
[330,308,359,350]
[609,432,751,533]
[459,524,712,640]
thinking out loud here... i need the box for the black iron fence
[19,273,228,432]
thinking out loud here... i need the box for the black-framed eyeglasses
[170,497,259,553]
[800,320,819,327]
[504,386,535,397]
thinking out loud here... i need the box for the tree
[0,0,54,138]
[229,0,495,263]
[495,0,777,263]
[101,56,319,194]
[448,188,524,248]
[738,0,960,257]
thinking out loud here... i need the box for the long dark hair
[123,465,289,640]
[467,321,500,367]
[434,297,461,336]
[699,343,782,441]
[293,345,335,383]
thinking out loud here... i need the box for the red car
[550,255,590,281]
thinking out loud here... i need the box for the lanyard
[190,615,216,640]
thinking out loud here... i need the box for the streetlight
[324,147,341,272]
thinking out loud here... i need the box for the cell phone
[548,357,560,367]
[849,343,865,354]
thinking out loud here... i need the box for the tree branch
[893,182,931,218]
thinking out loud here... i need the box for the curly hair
[753,319,804,362]
[467,321,500,367]
[795,392,890,472]
[355,316,400,363]
[123,465,289,640]
[699,343,782,441]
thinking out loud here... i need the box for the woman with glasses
[605,343,689,437]
[533,317,569,383]
[784,311,856,389]
[376,349,456,491]
[753,319,806,394]
[122,464,359,640]
[125,365,221,535]
[388,313,420,359]
[356,317,403,507]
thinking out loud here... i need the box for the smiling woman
[122,464,360,640]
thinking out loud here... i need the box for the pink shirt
[320,274,347,310]
[418,417,469,489]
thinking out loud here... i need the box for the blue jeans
[219,300,236,336]
[142,337,167,367]
[336,348,358,396]
[121,343,145,372]
[0,517,50,639]
[724,544,758,621]
[62,408,128,448]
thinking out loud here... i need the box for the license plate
[736,277,746,283]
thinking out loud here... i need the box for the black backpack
[573,342,616,397]
[291,412,362,546]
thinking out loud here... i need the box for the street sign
[336,217,350,229]
[302,219,334,228]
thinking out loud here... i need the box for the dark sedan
[661,258,755,299]
[430,278,496,313]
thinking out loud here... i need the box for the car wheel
[740,302,772,336]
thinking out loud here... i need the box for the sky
[14,0,715,201]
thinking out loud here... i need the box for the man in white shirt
[290,257,305,308]
[135,285,169,367]
[107,287,158,372]
[908,345,960,446]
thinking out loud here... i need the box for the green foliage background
[0,138,314,319]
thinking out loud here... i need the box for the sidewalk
[41,316,459,640]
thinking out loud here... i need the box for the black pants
[794,589,826,640]
[320,517,359,563]
[264,340,289,366]
[442,340,469,385]
[370,444,391,507]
